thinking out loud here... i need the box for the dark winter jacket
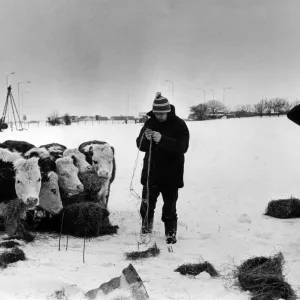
[136,105,189,188]
[287,104,300,126]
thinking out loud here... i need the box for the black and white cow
[78,141,116,206]
[0,148,41,207]
[2,140,36,154]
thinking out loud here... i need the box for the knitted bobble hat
[152,92,171,113]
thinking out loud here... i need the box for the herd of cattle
[0,139,116,237]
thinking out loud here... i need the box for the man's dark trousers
[140,184,178,235]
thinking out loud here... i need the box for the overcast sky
[1,0,300,120]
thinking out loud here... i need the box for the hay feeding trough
[174,261,219,277]
[0,247,26,269]
[235,252,296,300]
[265,197,300,219]
[60,202,119,237]
[125,243,160,260]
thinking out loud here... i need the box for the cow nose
[99,171,108,177]
[27,197,39,207]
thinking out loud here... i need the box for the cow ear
[27,151,39,158]
[111,146,115,156]
[88,146,93,155]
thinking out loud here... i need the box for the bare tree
[234,104,252,118]
[254,99,266,117]
[271,98,286,116]
[190,103,208,120]
[47,109,60,126]
[207,100,226,117]
[264,99,274,116]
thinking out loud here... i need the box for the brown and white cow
[78,141,116,206]
[0,148,41,208]
[55,156,84,196]
[39,171,63,214]
[63,148,93,173]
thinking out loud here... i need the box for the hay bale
[235,252,297,300]
[0,241,21,248]
[0,247,26,268]
[174,261,219,277]
[2,199,27,231]
[0,199,35,241]
[60,171,104,205]
[79,170,103,194]
[265,198,300,219]
[125,243,160,260]
[60,189,86,207]
[61,202,119,237]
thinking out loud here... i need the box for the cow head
[13,157,41,208]
[55,156,84,196]
[63,148,93,173]
[39,171,63,214]
[88,144,114,179]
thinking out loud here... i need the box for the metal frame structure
[0,85,23,132]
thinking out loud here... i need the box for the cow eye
[37,178,41,182]
[51,189,56,194]
[17,180,21,184]
[93,160,98,164]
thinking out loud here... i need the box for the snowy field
[0,116,300,300]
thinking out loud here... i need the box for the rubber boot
[141,217,154,234]
[164,219,177,244]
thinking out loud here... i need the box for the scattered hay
[0,241,21,248]
[174,261,219,277]
[265,198,300,219]
[125,243,160,260]
[61,202,119,237]
[235,252,297,300]
[0,247,26,268]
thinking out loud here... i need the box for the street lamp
[6,72,15,87]
[21,90,30,121]
[18,81,31,115]
[210,89,215,100]
[197,88,206,102]
[166,80,174,102]
[223,87,232,105]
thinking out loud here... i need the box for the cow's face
[63,148,93,173]
[39,171,63,214]
[55,156,84,196]
[89,144,114,179]
[13,157,41,208]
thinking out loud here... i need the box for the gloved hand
[145,128,153,140]
[152,131,162,143]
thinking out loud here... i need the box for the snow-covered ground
[0,116,300,300]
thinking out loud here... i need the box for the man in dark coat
[136,92,190,244]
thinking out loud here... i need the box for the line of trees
[190,98,299,121]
